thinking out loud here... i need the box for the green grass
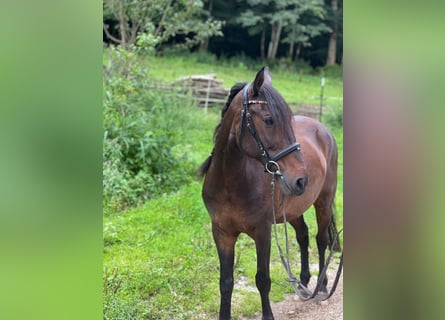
[104,182,220,319]
[103,52,343,319]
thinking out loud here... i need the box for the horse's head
[234,67,308,196]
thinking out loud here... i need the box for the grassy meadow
[103,52,343,319]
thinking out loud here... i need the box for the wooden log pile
[174,74,229,108]
[290,102,321,119]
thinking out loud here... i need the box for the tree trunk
[260,27,266,60]
[295,43,301,60]
[273,21,283,59]
[326,31,337,65]
[199,0,213,51]
[287,25,296,61]
[154,0,173,38]
[326,0,338,65]
[118,0,127,48]
[267,27,274,60]
[288,41,295,61]
[267,20,282,61]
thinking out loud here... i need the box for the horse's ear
[253,67,272,96]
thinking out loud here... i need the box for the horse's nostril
[296,176,308,190]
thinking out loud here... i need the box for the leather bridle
[239,84,301,175]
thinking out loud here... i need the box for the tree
[103,0,224,51]
[281,2,331,61]
[237,0,329,61]
[235,1,269,59]
[325,0,342,65]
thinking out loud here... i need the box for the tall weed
[103,47,197,212]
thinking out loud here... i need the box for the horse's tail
[328,205,342,252]
[197,149,213,179]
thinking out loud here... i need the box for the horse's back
[292,115,337,163]
[284,115,337,215]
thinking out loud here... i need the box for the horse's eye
[264,117,274,126]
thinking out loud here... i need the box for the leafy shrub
[294,59,314,75]
[323,101,343,128]
[320,64,343,79]
[103,46,197,212]
[217,52,263,70]
[190,50,218,64]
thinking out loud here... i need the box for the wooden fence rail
[174,74,229,108]
[148,74,341,121]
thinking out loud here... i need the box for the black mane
[214,82,247,143]
[198,82,246,178]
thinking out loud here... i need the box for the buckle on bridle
[265,160,282,176]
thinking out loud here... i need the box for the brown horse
[199,67,339,320]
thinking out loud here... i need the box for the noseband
[239,84,301,175]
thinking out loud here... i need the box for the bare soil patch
[245,268,343,320]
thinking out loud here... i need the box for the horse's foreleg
[291,216,311,288]
[212,224,237,320]
[254,225,274,320]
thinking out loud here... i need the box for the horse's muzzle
[280,174,308,196]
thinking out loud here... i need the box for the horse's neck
[212,112,264,184]
[214,114,242,164]
[214,139,265,184]
[215,137,244,172]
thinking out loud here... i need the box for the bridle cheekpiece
[238,84,301,175]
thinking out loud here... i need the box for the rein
[239,84,301,175]
[270,173,343,302]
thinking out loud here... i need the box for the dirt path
[246,268,343,320]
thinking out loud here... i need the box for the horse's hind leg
[290,216,311,289]
[313,129,339,293]
[314,189,336,293]
[212,224,238,320]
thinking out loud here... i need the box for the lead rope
[270,173,343,302]
[270,174,312,300]
[311,229,343,302]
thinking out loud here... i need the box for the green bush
[216,52,263,70]
[103,47,197,212]
[320,64,343,79]
[294,59,314,74]
[190,50,218,64]
[323,101,343,128]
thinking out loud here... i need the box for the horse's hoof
[316,298,329,306]
[315,291,329,305]
[293,292,310,302]
[294,285,310,301]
